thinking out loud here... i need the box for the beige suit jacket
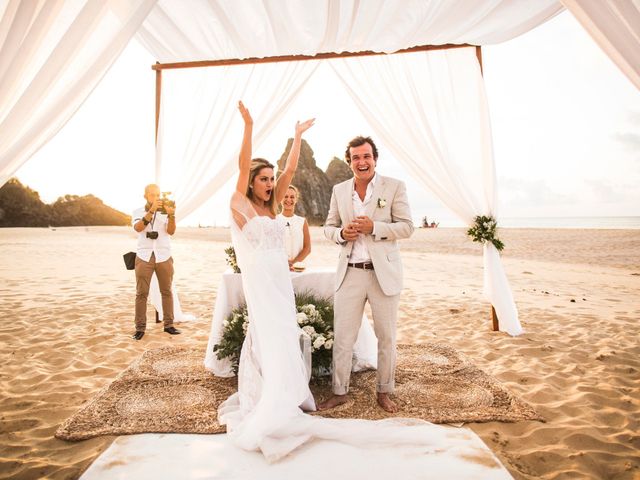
[324,175,413,296]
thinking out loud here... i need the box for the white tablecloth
[149,275,196,323]
[204,267,377,377]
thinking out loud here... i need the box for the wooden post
[155,62,162,143]
[154,62,162,184]
[491,306,499,331]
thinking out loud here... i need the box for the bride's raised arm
[235,101,253,194]
[274,118,315,205]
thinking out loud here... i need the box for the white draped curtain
[330,48,522,336]
[561,0,640,90]
[0,0,157,186]
[137,0,563,63]
[157,61,319,222]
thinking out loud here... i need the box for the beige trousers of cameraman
[134,253,174,332]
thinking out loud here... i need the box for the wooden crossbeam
[151,43,476,71]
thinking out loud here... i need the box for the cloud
[498,177,575,207]
[583,178,639,204]
[613,131,640,151]
[627,110,640,125]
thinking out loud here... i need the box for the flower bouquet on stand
[214,291,334,380]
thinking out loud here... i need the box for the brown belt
[348,262,374,270]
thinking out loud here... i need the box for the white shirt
[340,174,377,263]
[132,207,172,262]
[276,213,305,261]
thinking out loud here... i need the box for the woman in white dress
[277,185,310,270]
[218,102,472,463]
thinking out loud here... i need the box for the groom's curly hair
[345,136,378,165]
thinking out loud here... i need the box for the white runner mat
[81,432,512,479]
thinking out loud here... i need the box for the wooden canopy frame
[151,43,500,332]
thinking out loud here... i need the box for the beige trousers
[134,253,174,332]
[332,267,399,395]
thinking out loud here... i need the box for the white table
[204,267,377,377]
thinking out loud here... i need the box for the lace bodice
[242,215,285,251]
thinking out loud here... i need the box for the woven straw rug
[55,344,542,441]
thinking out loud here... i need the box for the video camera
[157,191,175,214]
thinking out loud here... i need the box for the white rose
[313,336,325,349]
[222,319,229,327]
[324,339,333,349]
[296,312,307,325]
[302,325,316,336]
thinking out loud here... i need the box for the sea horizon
[421,216,640,229]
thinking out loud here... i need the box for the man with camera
[131,184,180,340]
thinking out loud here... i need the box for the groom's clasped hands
[343,216,374,240]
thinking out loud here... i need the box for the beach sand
[0,226,638,479]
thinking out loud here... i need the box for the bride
[218,101,469,463]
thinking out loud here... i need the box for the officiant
[277,185,311,271]
[131,184,181,340]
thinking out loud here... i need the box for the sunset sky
[15,10,640,226]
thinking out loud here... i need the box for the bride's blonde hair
[247,158,277,216]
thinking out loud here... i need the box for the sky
[15,11,640,226]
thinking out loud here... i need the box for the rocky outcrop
[276,140,355,225]
[0,178,131,227]
[325,156,353,186]
[276,140,354,225]
[277,139,329,225]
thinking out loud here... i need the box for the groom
[320,136,413,413]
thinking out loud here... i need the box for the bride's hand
[295,118,315,136]
[238,101,253,125]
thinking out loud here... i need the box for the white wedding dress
[217,193,472,462]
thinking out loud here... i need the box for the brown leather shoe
[163,326,181,335]
[132,331,145,340]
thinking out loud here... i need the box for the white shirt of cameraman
[132,207,172,262]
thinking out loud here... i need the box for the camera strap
[150,212,157,231]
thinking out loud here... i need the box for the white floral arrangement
[467,215,504,251]
[214,292,334,378]
[377,197,387,208]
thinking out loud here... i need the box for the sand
[0,226,638,479]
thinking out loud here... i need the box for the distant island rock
[277,139,353,225]
[0,178,131,227]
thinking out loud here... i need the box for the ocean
[427,217,640,229]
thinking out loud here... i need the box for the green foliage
[0,178,51,227]
[224,246,241,273]
[0,178,131,227]
[467,215,504,251]
[212,304,249,375]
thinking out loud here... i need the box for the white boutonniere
[377,198,387,208]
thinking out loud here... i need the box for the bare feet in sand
[377,393,398,413]
[318,394,349,411]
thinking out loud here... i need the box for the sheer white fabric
[330,48,522,336]
[561,0,640,90]
[137,0,563,63]
[0,0,157,186]
[219,192,477,462]
[219,192,316,455]
[156,61,318,222]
